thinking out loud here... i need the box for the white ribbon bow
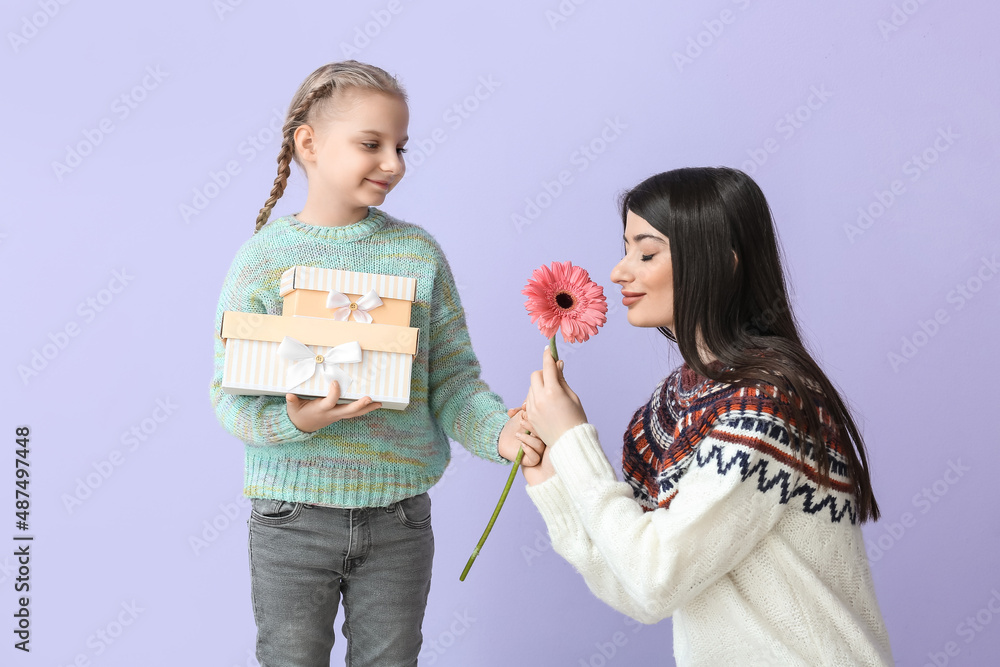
[326,288,384,323]
[277,336,363,391]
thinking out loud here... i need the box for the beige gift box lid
[278,266,416,326]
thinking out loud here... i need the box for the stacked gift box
[219,266,419,410]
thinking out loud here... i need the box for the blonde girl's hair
[253,61,406,233]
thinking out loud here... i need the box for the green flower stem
[460,336,559,581]
[459,446,523,581]
[548,335,560,363]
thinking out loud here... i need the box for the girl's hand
[499,406,544,466]
[286,381,382,433]
[525,347,587,448]
[518,410,556,486]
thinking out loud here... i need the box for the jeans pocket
[249,498,304,526]
[393,492,432,530]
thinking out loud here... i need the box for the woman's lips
[621,291,644,306]
[367,179,390,190]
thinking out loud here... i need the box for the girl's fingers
[519,411,535,433]
[321,381,343,407]
[333,396,379,418]
[515,433,543,466]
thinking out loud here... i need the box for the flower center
[555,291,576,310]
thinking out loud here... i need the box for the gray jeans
[248,493,434,667]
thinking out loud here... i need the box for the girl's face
[610,210,675,330]
[298,89,409,222]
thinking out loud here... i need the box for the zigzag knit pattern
[622,364,858,524]
[209,208,509,508]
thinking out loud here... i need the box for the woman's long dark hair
[620,167,880,523]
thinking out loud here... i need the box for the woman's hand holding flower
[525,347,588,456]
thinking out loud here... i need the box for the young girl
[517,168,894,665]
[208,61,540,667]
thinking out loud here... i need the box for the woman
[517,168,894,665]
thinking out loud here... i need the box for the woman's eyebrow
[623,233,668,245]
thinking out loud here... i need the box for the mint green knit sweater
[209,207,510,507]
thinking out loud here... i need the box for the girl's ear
[294,124,317,163]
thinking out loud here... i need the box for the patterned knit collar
[670,361,731,413]
[280,207,387,243]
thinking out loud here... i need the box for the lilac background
[3,1,999,665]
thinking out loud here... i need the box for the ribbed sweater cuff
[268,405,315,445]
[548,423,617,496]
[483,410,510,464]
[525,474,578,537]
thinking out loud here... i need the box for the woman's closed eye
[641,254,655,262]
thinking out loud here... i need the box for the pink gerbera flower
[522,260,608,343]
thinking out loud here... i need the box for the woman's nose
[610,257,629,284]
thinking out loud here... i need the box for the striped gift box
[219,311,419,411]
[279,266,416,326]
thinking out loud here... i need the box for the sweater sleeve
[526,421,793,624]
[208,247,315,447]
[426,250,508,463]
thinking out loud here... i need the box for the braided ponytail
[254,136,294,232]
[252,62,406,234]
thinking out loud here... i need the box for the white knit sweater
[526,422,894,666]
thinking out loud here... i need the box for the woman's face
[610,210,675,330]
